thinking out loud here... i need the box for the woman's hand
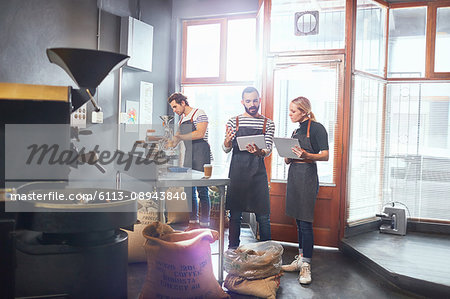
[292,145,307,159]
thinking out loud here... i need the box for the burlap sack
[125,224,146,263]
[223,273,283,299]
[137,199,159,225]
[140,222,229,299]
[224,241,284,280]
[124,199,159,263]
[166,187,190,224]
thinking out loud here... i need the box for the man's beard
[245,106,259,116]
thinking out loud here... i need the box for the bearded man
[222,87,275,249]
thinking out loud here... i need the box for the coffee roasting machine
[0,48,138,298]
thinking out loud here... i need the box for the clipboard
[236,135,266,151]
[273,137,301,159]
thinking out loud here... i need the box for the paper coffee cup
[204,164,212,178]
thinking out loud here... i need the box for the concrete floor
[128,227,419,298]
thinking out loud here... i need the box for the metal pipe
[96,0,102,105]
[218,185,225,283]
[97,0,102,50]
[116,171,121,190]
[117,67,123,150]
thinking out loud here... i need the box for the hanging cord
[96,0,102,105]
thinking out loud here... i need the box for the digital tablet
[236,135,266,151]
[273,137,301,159]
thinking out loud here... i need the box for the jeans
[228,210,271,249]
[296,219,314,259]
[190,186,210,225]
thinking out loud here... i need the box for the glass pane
[355,0,386,76]
[347,76,385,222]
[226,18,256,81]
[387,7,426,78]
[255,3,265,92]
[182,85,249,171]
[435,7,450,72]
[384,83,450,221]
[271,61,339,185]
[270,0,346,52]
[186,23,221,78]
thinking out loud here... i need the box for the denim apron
[285,119,319,222]
[179,109,211,171]
[225,116,270,214]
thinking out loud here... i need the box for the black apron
[180,109,211,171]
[285,119,319,222]
[225,116,270,215]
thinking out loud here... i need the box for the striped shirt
[223,115,275,156]
[180,108,209,142]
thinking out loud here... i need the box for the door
[264,54,345,247]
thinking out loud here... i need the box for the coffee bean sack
[140,222,228,299]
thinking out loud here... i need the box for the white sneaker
[282,255,302,272]
[299,262,312,285]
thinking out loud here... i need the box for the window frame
[426,2,450,78]
[181,14,257,85]
[267,0,348,55]
[385,1,450,80]
[349,0,450,225]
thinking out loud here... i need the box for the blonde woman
[281,97,329,285]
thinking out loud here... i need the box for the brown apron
[226,116,270,214]
[179,109,211,171]
[285,119,319,222]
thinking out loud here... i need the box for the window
[384,83,450,221]
[348,1,450,224]
[348,79,450,223]
[387,7,427,78]
[182,85,249,170]
[226,19,257,81]
[347,75,385,222]
[355,0,386,76]
[434,7,450,73]
[270,0,346,52]
[182,17,256,83]
[181,16,257,169]
[185,23,221,78]
[270,60,341,185]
